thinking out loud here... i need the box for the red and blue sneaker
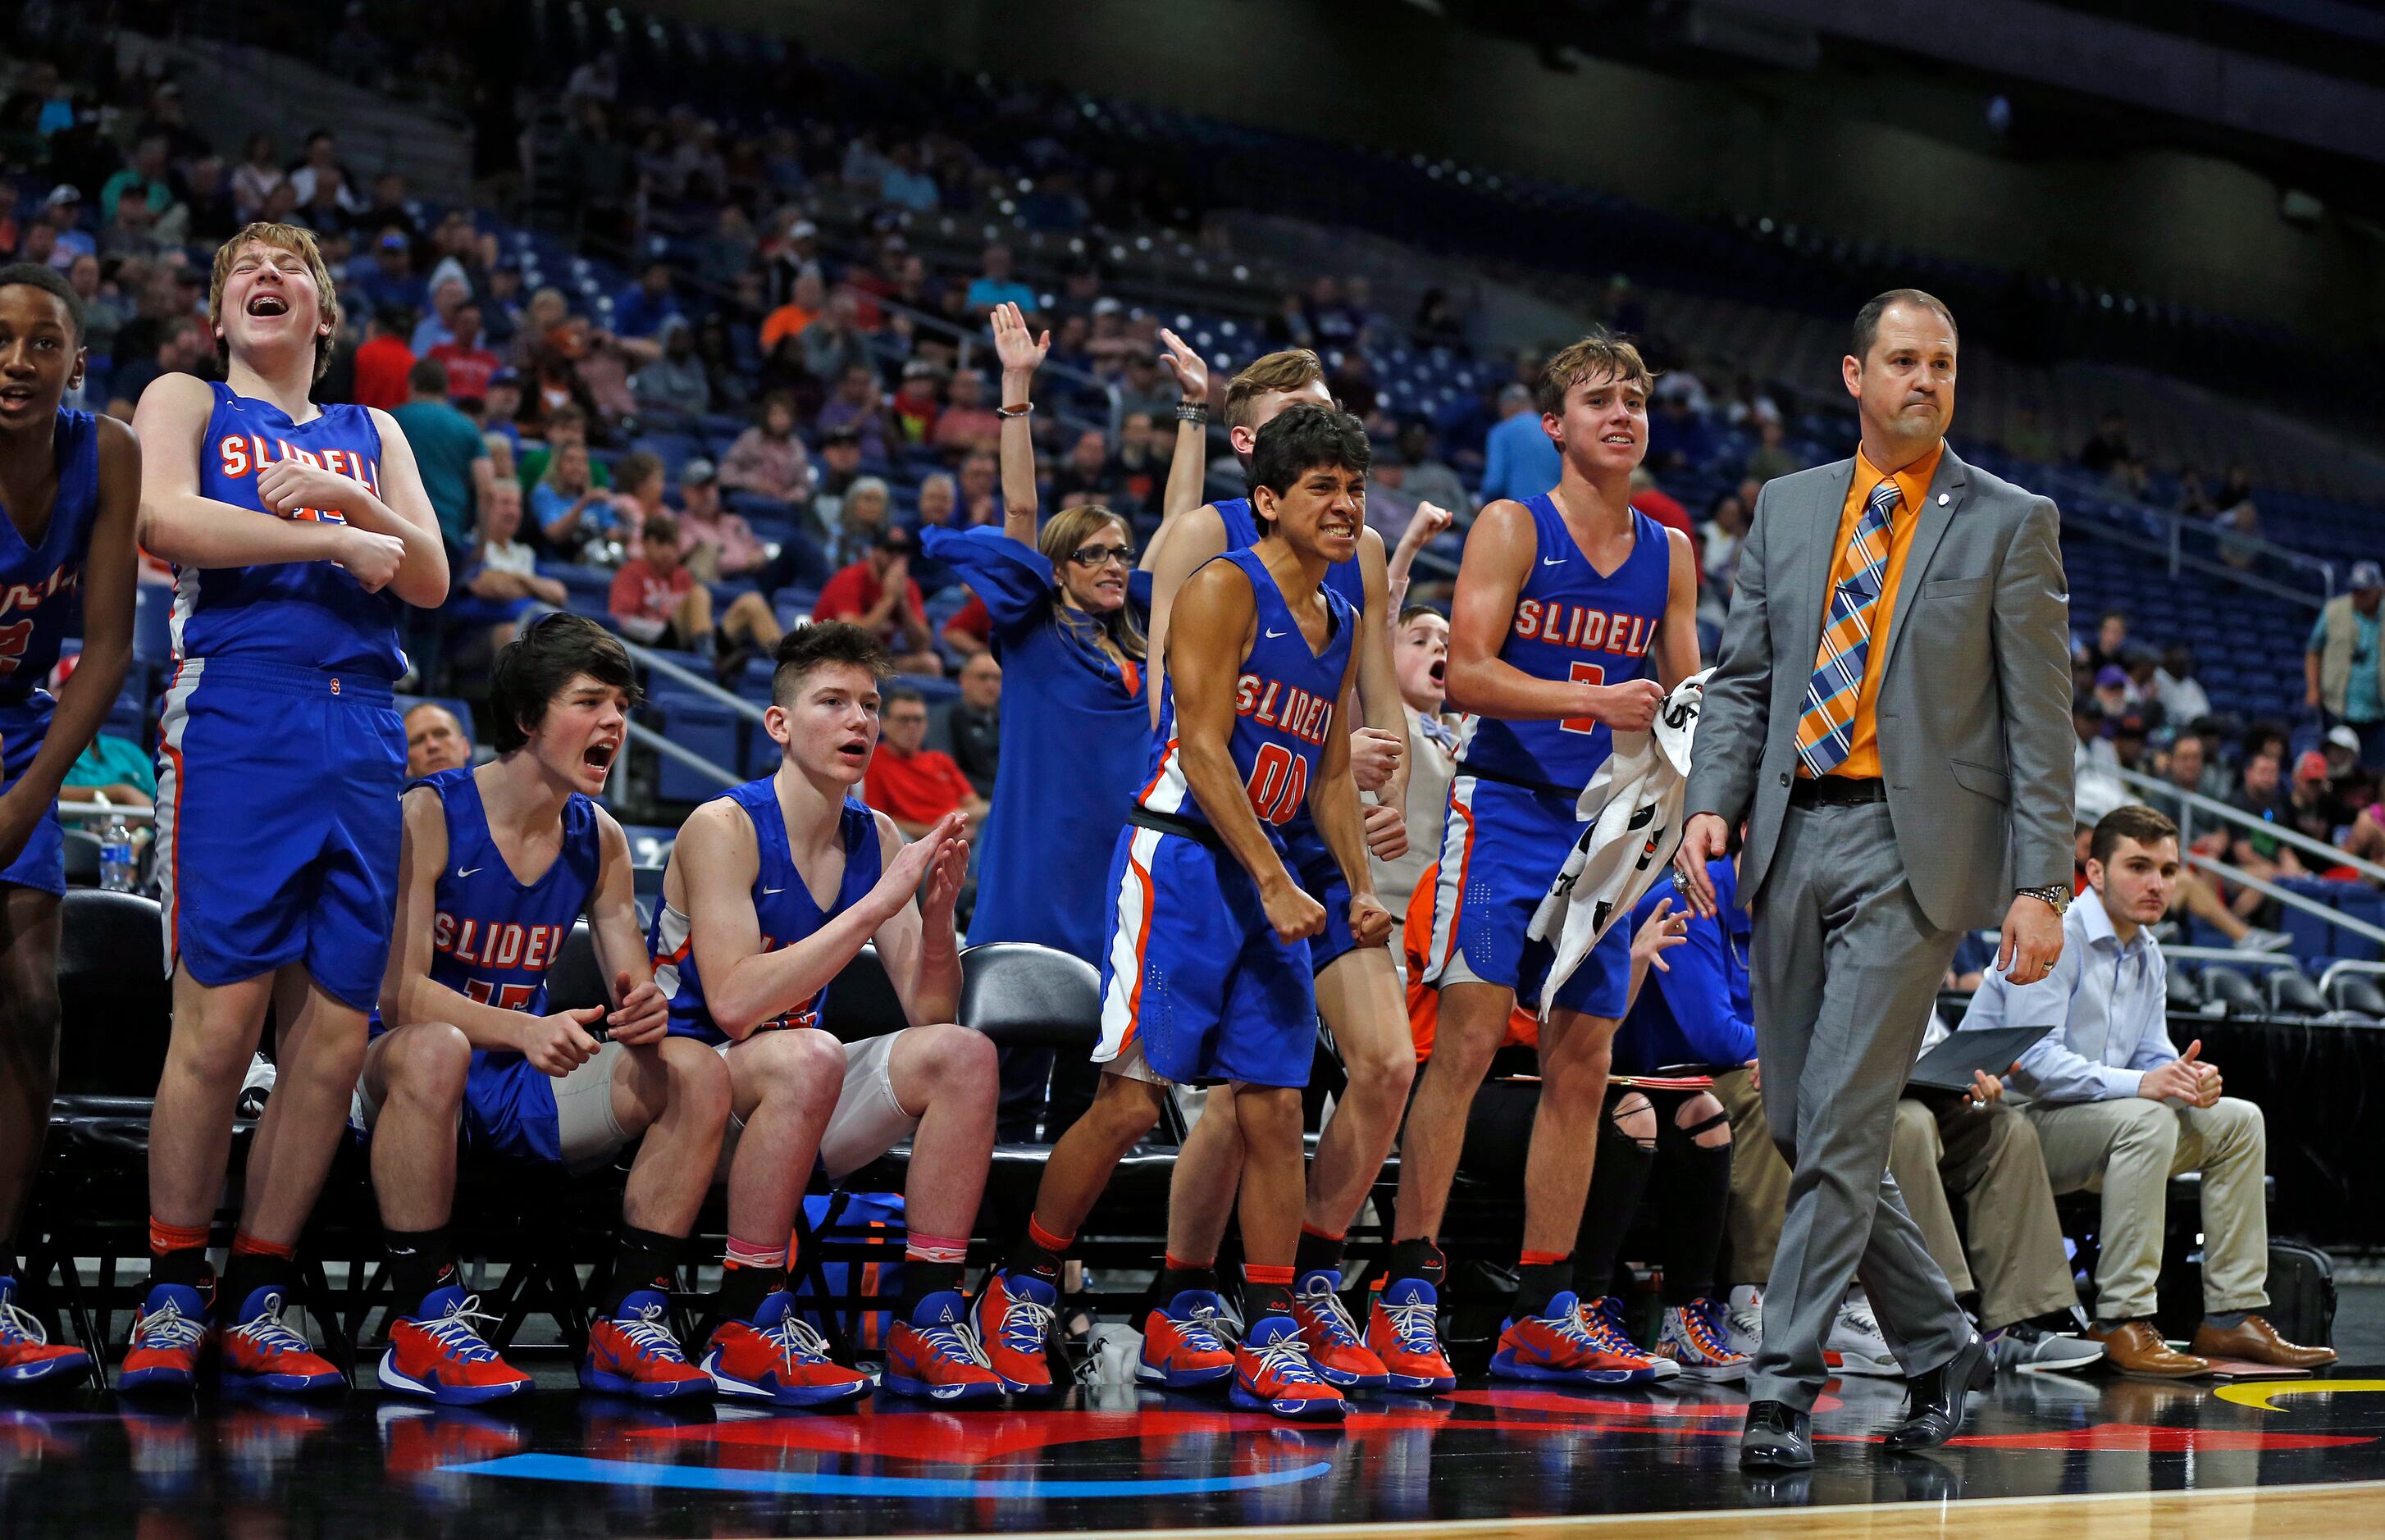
[581,1289,712,1401]
[118,1283,210,1395]
[883,1291,1005,1404]
[702,1291,870,1408]
[1293,1270,1388,1390]
[378,1286,531,1405]
[1229,1314,1345,1422]
[1365,1277,1456,1394]
[1491,1290,1658,1386]
[1580,1294,1679,1383]
[0,1278,91,1389]
[1137,1289,1237,1389]
[969,1269,1058,1397]
[1654,1297,1750,1383]
[220,1287,344,1396]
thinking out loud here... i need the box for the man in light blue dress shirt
[1959,804,2333,1373]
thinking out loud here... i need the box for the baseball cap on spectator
[2094,664,2130,690]
[488,367,521,390]
[681,458,716,485]
[379,230,408,252]
[2353,560,2384,594]
[2295,751,2331,784]
[789,220,819,240]
[44,185,81,208]
[875,526,914,554]
[2072,694,2104,726]
[2113,712,2147,739]
[822,424,862,447]
[2328,725,2362,755]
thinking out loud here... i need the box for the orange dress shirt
[1805,440,1943,781]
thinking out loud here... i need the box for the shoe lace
[1726,1293,1763,1339]
[1171,1303,1230,1356]
[0,1296,51,1347]
[1297,1279,1363,1348]
[1248,1332,1324,1387]
[996,1290,1057,1357]
[1380,1294,1441,1354]
[917,1315,994,1370]
[762,1310,837,1371]
[417,1294,503,1365]
[1676,1300,1735,1358]
[1566,1301,1637,1356]
[226,1293,312,1356]
[135,1296,207,1351]
[612,1299,689,1365]
[1838,1303,1881,1340]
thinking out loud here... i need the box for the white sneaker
[1825,1292,1899,1378]
[1986,1323,2105,1375]
[1724,1285,1763,1359]
[2233,928,2292,954]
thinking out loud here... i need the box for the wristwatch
[2016,884,2073,916]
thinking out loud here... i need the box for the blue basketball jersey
[0,409,102,706]
[1215,495,1366,612]
[416,766,601,1018]
[651,777,882,1044]
[1138,547,1356,842]
[1455,495,1671,791]
[173,380,406,679]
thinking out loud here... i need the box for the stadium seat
[545,920,608,1014]
[958,942,1101,1052]
[816,944,910,1042]
[55,890,171,1101]
[2197,966,2264,1016]
[61,830,100,889]
[2269,968,2328,1018]
[2164,968,2200,1012]
[2325,972,2385,1018]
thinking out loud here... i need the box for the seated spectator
[2004,402,2059,464]
[608,449,669,558]
[1110,351,1177,440]
[426,297,501,404]
[863,687,989,838]
[944,653,1001,798]
[964,242,1036,317]
[388,358,494,554]
[410,275,470,354]
[931,367,1002,458]
[892,361,942,444]
[800,293,870,387]
[2216,493,2262,569]
[1049,429,1119,508]
[1629,468,1697,583]
[177,155,239,245]
[814,526,941,676]
[2305,561,2385,768]
[814,361,891,458]
[2227,749,2303,884]
[672,460,768,584]
[2073,695,2122,809]
[354,227,429,315]
[1481,381,1561,505]
[608,512,781,662]
[1398,421,1470,514]
[718,390,814,511]
[59,728,157,811]
[403,701,472,778]
[955,449,998,526]
[1645,393,1715,472]
[1743,413,1804,485]
[531,441,627,562]
[2286,750,2349,850]
[2092,664,2136,718]
[102,133,176,224]
[1703,490,1750,595]
[105,314,207,421]
[632,316,710,421]
[98,198,167,262]
[2082,608,2130,675]
[879,141,940,211]
[2323,724,2373,815]
[610,258,681,341]
[351,304,418,412]
[2109,711,2150,774]
[758,271,825,354]
[449,480,568,658]
[2153,645,2210,727]
[828,476,893,568]
[941,593,992,661]
[233,130,287,221]
[1958,804,2333,1374]
[515,401,609,490]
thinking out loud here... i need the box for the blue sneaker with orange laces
[883,1291,1005,1404]
[581,1289,712,1400]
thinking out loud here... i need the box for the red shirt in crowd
[943,592,991,648]
[1630,486,1700,585]
[813,559,926,642]
[864,743,977,827]
[429,339,503,403]
[353,335,417,412]
[608,558,695,626]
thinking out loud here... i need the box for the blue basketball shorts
[1096,822,1316,1089]
[0,694,66,896]
[1421,772,1630,1019]
[156,658,404,1010]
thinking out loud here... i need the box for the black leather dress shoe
[1740,1399,1813,1469]
[1883,1333,1993,1452]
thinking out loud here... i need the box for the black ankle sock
[385,1228,457,1316]
[221,1252,297,1316]
[1385,1238,1446,1291]
[1006,1233,1066,1285]
[897,1260,966,1319]
[1293,1228,1345,1279]
[0,1249,17,1283]
[1151,1264,1220,1308]
[1243,1280,1296,1323]
[1515,1257,1574,1319]
[150,1246,212,1292]
[599,1226,686,1318]
[714,1260,787,1327]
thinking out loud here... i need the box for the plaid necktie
[1794,476,1902,777]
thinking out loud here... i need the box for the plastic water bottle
[99,812,135,892]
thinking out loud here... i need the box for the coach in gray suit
[1675,289,2073,1467]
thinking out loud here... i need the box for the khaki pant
[1715,1067,1784,1287]
[2022,1095,2269,1323]
[1889,1098,2079,1330]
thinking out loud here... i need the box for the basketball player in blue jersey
[1381,333,1701,1391]
[649,622,1003,1408]
[124,222,449,1395]
[1132,346,1416,1390]
[358,615,728,1404]
[976,405,1387,1422]
[0,265,138,1392]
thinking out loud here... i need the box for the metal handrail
[2110,764,2385,886]
[56,803,157,824]
[2163,945,2308,971]
[2183,850,2385,949]
[2032,464,2335,604]
[623,639,770,727]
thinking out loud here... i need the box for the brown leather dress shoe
[2085,1319,2209,1378]
[2189,1315,2339,1369]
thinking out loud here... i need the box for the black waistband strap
[1128,804,1227,851]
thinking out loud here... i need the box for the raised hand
[874,811,966,917]
[1156,327,1210,403]
[1631,896,1691,972]
[990,301,1049,379]
[1398,500,1455,553]
[921,829,970,923]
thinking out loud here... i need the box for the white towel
[1527,668,1710,1019]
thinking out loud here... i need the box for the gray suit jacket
[1686,444,2073,932]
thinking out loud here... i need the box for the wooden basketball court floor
[9,1360,2385,1538]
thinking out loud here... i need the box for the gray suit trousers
[1749,799,1972,1409]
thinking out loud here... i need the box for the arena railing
[2028,463,2337,606]
[2109,764,2385,886]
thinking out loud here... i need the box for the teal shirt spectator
[2308,606,2383,722]
[388,398,490,551]
[63,731,158,800]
